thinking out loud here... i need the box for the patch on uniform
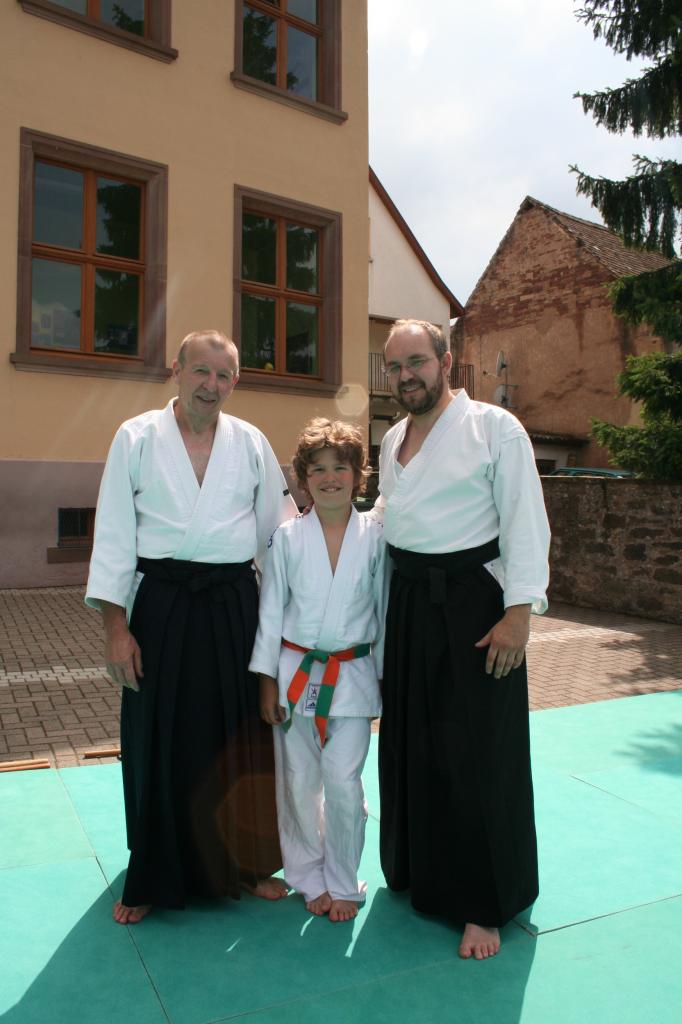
[305,683,320,712]
[267,525,281,548]
[283,488,290,496]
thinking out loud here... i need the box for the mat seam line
[200,953,489,1023]
[54,768,174,1023]
[519,891,682,936]
[570,773,682,824]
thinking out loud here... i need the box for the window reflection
[242,293,276,370]
[94,270,139,355]
[243,5,277,85]
[34,163,83,250]
[52,0,87,12]
[286,302,318,374]
[96,178,141,259]
[101,0,145,36]
[288,0,317,24]
[31,259,81,350]
[286,224,318,293]
[287,26,317,99]
[242,213,277,284]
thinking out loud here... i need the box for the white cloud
[369,0,679,303]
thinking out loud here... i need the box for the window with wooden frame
[13,129,170,381]
[231,0,345,123]
[18,0,177,62]
[234,186,341,396]
[46,506,96,564]
[58,507,96,548]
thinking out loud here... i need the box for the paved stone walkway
[1,587,680,767]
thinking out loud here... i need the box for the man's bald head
[385,319,449,361]
[176,330,239,373]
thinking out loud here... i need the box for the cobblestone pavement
[1,587,680,768]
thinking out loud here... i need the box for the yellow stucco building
[1,0,369,586]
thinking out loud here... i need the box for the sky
[368,0,679,307]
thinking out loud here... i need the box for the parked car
[548,467,634,478]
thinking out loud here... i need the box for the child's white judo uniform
[249,506,388,904]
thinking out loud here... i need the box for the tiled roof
[522,197,674,279]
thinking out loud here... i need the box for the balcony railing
[369,352,474,397]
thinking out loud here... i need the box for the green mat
[2,690,681,1023]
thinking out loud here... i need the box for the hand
[105,627,143,690]
[474,604,531,679]
[101,601,143,691]
[259,675,286,725]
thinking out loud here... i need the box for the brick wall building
[454,197,672,469]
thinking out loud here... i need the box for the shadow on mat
[3,879,536,1024]
[1,880,165,1024]
[619,717,682,776]
[343,888,537,1022]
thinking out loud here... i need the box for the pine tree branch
[575,53,682,137]
[576,0,682,59]
[609,263,682,344]
[570,157,682,256]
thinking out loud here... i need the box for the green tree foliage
[570,0,681,343]
[592,419,682,477]
[611,261,682,340]
[111,4,144,38]
[573,2,682,476]
[592,351,682,478]
[575,156,681,257]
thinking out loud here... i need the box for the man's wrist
[503,603,532,620]
[101,601,129,636]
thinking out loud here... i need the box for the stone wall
[542,477,682,624]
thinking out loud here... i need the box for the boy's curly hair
[292,418,370,499]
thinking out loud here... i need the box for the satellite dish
[495,350,507,377]
[493,384,508,407]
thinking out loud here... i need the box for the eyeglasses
[383,355,437,378]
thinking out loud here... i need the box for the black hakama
[120,558,281,908]
[379,540,538,927]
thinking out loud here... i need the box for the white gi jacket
[375,390,550,614]
[86,399,297,613]
[249,507,388,719]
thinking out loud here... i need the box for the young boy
[249,418,388,922]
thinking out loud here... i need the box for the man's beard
[393,371,445,415]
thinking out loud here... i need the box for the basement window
[46,506,96,563]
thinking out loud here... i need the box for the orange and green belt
[281,639,371,747]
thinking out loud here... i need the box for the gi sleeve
[365,491,386,525]
[85,425,140,612]
[248,527,290,678]
[252,433,298,571]
[492,429,551,615]
[370,532,391,677]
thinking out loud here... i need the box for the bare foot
[112,900,152,925]
[306,891,332,916]
[458,923,500,960]
[329,899,358,923]
[242,876,289,901]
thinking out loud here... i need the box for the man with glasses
[86,329,297,924]
[375,319,550,960]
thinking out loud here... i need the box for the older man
[86,329,297,923]
[375,319,550,960]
